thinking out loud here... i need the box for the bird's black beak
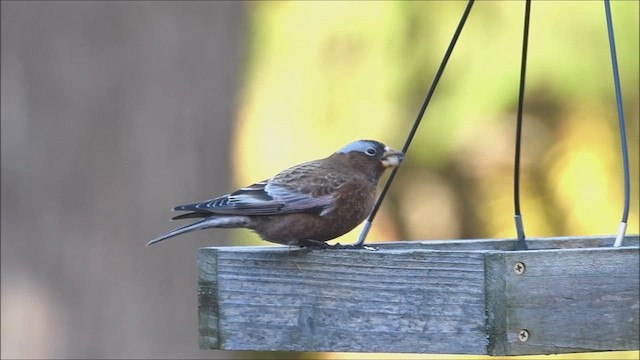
[380,146,404,168]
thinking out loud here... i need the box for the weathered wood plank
[494,247,640,355]
[198,235,639,354]
[200,248,489,353]
[198,251,220,349]
[485,252,509,355]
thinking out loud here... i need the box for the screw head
[513,261,526,274]
[518,329,530,342]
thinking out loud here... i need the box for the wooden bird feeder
[195,0,639,355]
[197,234,639,355]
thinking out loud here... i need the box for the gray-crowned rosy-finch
[148,139,404,248]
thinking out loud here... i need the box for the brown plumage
[147,140,404,248]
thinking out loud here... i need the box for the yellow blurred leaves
[234,1,411,244]
[550,107,638,235]
[238,1,406,174]
[233,0,639,246]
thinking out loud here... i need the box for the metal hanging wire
[604,0,631,247]
[356,1,632,248]
[355,0,475,246]
[513,0,532,251]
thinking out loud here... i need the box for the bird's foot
[331,243,379,251]
[298,240,378,251]
[297,239,334,250]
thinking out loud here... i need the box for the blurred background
[1,1,638,359]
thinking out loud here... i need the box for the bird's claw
[298,240,378,251]
[330,243,379,251]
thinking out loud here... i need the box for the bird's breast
[328,180,376,224]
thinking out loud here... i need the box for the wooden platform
[198,235,639,355]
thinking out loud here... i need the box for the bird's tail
[146,215,251,247]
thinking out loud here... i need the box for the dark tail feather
[171,212,210,221]
[146,215,251,247]
[147,218,213,246]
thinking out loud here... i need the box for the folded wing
[171,160,351,219]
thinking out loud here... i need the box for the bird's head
[335,140,405,180]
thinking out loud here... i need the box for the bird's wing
[172,160,348,216]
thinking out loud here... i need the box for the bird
[147,139,404,248]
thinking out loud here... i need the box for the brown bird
[147,140,404,248]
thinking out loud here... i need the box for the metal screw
[518,329,530,342]
[513,262,526,275]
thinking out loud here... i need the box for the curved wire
[513,0,531,251]
[355,0,476,246]
[604,0,630,247]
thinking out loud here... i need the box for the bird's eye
[365,147,377,156]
